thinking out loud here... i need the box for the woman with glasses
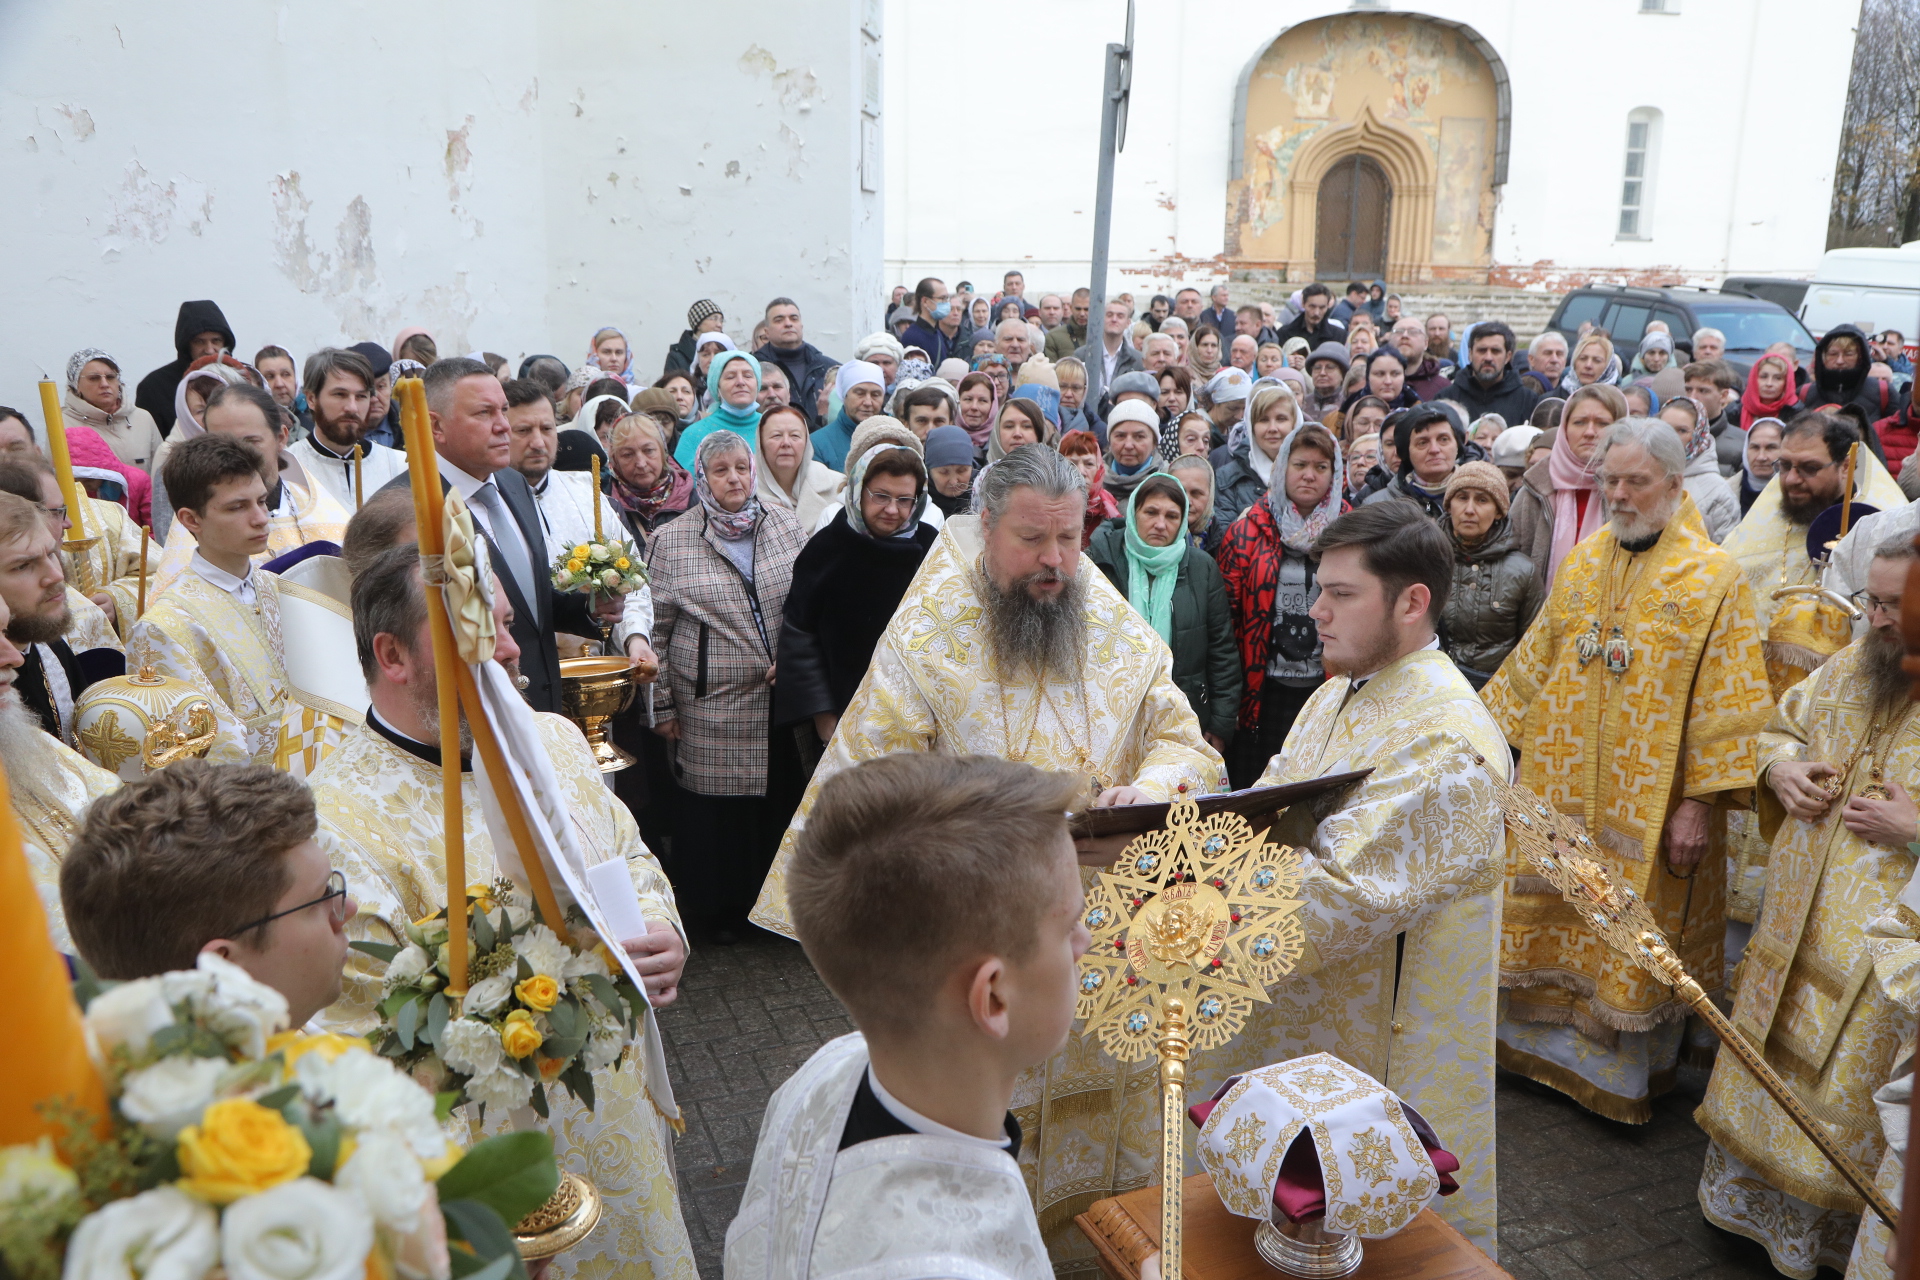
[776,424,938,756]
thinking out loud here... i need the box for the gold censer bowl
[559,656,637,772]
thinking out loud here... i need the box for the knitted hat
[847,415,922,463]
[1016,356,1059,389]
[1109,371,1161,403]
[1443,460,1510,517]
[1108,400,1160,431]
[1305,342,1350,373]
[630,387,681,420]
[687,298,722,330]
[923,425,976,469]
[1490,425,1541,470]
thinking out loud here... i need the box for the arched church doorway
[1315,153,1391,279]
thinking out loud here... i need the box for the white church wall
[884,0,1855,300]
[0,1,881,413]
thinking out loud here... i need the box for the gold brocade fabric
[70,494,151,641]
[747,517,1224,1275]
[16,735,121,955]
[310,716,694,1280]
[1214,649,1510,1257]
[64,587,123,657]
[150,473,348,598]
[1695,640,1920,1218]
[1481,508,1772,1034]
[129,571,288,766]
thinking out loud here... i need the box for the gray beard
[1607,490,1683,545]
[1865,628,1911,717]
[0,691,58,797]
[980,564,1089,683]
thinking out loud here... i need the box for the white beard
[1607,489,1683,545]
[0,690,60,799]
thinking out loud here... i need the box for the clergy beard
[5,594,70,644]
[980,565,1089,682]
[1864,625,1911,716]
[404,668,474,758]
[0,690,57,797]
[1779,488,1833,525]
[1607,489,1682,546]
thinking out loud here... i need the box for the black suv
[1542,284,1814,374]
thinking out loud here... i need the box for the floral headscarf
[588,326,634,383]
[66,348,118,391]
[1269,426,1344,555]
[693,429,761,541]
[1666,395,1715,463]
[843,442,929,539]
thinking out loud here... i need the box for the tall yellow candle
[591,453,603,542]
[36,380,86,540]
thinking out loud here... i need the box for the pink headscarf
[1545,426,1604,588]
[65,423,153,527]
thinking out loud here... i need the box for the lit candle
[36,380,86,540]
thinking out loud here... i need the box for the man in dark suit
[381,358,614,715]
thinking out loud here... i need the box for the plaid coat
[648,503,805,795]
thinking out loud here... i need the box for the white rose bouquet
[351,881,646,1121]
[2,953,563,1280]
[548,539,646,597]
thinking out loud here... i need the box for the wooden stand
[1076,1174,1509,1280]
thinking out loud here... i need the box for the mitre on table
[1188,1052,1458,1239]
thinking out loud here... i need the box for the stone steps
[1231,281,1564,340]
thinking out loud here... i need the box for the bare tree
[1829,0,1920,248]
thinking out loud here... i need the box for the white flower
[321,1050,444,1161]
[82,977,177,1070]
[562,946,610,983]
[550,570,571,589]
[464,1064,534,1114]
[588,543,607,561]
[333,1129,431,1232]
[502,898,532,931]
[63,1185,218,1280]
[582,1021,626,1074]
[461,970,513,1018]
[599,568,622,589]
[382,945,432,992]
[118,1057,228,1140]
[0,1137,78,1206]
[192,953,290,1060]
[439,1018,506,1078]
[220,1178,372,1280]
[514,924,570,980]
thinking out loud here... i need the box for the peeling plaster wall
[0,1,880,411]
[883,0,1854,298]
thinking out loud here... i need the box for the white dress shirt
[438,457,537,603]
[189,549,258,607]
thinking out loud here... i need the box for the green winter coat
[1087,517,1242,739]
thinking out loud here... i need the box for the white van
[1799,241,1920,341]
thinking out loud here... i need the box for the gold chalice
[513,1171,603,1260]
[559,655,637,772]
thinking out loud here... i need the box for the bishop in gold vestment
[1484,491,1773,1122]
[751,513,1224,1274]
[314,714,696,1280]
[1210,646,1509,1256]
[1719,446,1903,934]
[130,558,289,766]
[1694,623,1920,1278]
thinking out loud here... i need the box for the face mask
[931,301,951,320]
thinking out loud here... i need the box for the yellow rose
[572,544,590,559]
[566,558,585,574]
[614,557,630,570]
[514,974,560,1012]
[499,1009,543,1059]
[176,1098,312,1204]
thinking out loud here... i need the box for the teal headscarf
[674,349,763,470]
[1122,475,1188,644]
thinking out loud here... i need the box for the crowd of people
[6,270,1920,1279]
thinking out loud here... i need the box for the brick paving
[657,931,1787,1280]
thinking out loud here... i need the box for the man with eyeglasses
[1693,535,1920,1271]
[59,759,354,1030]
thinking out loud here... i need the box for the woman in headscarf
[987,398,1054,463]
[64,348,163,474]
[1188,325,1225,382]
[588,326,633,384]
[1626,330,1674,383]
[1088,472,1239,749]
[1342,347,1419,415]
[1213,382,1300,521]
[967,295,994,333]
[1055,357,1093,434]
[1559,332,1622,395]
[568,393,634,450]
[674,349,762,470]
[690,332,737,407]
[810,360,886,471]
[955,371,999,456]
[1658,394,1740,542]
[852,332,905,388]
[646,429,806,943]
[149,357,262,540]
[1741,351,1800,428]
[753,402,844,533]
[653,370,700,434]
[1101,401,1167,506]
[1218,421,1344,787]
[1507,381,1627,588]
[1730,417,1783,515]
[776,436,938,751]
[1058,429,1120,545]
[605,413,695,542]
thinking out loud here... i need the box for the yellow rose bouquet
[2,951,562,1280]
[351,881,646,1122]
[547,539,646,599]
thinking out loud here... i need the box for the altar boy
[725,754,1089,1279]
